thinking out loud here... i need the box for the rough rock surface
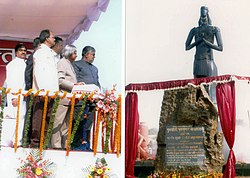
[155,85,224,173]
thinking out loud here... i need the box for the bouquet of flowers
[17,149,56,178]
[96,86,118,119]
[83,157,111,178]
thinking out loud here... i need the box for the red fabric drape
[216,82,236,178]
[125,92,139,178]
[125,74,250,91]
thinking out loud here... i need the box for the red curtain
[216,82,236,178]
[125,75,250,91]
[125,92,139,178]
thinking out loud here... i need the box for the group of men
[4,29,100,151]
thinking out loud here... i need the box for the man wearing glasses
[30,29,59,148]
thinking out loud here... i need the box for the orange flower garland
[5,88,11,94]
[60,91,67,99]
[115,95,121,157]
[34,89,41,97]
[14,89,22,152]
[79,92,85,100]
[23,89,33,98]
[39,90,49,155]
[92,110,97,150]
[50,91,59,99]
[66,93,76,156]
[101,117,106,152]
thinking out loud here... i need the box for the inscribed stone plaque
[165,126,206,166]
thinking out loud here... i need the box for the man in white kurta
[3,43,27,146]
[30,29,59,147]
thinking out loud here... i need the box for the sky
[126,0,250,129]
[73,0,123,94]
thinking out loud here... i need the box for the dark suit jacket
[72,59,100,88]
[25,53,34,90]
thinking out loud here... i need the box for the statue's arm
[203,27,223,51]
[185,28,202,50]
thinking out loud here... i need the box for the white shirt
[6,57,26,102]
[33,44,59,92]
[5,56,26,121]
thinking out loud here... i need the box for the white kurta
[33,44,59,92]
[3,57,26,146]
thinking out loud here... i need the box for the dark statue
[185,6,223,78]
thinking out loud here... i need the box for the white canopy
[0,0,109,43]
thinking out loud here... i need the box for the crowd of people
[3,29,100,151]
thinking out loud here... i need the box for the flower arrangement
[148,171,223,178]
[96,86,118,119]
[17,149,56,178]
[83,157,111,178]
[93,85,120,154]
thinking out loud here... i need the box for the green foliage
[70,95,88,145]
[22,93,34,147]
[43,96,60,149]
[0,87,6,150]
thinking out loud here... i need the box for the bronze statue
[185,6,223,78]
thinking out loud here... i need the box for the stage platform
[0,147,122,177]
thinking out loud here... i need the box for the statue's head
[200,6,209,17]
[198,6,212,26]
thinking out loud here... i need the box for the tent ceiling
[0,0,108,43]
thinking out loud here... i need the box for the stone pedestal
[155,85,224,173]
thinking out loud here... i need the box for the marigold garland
[5,88,11,94]
[0,87,6,150]
[43,95,60,149]
[60,91,67,99]
[0,87,122,156]
[34,89,41,97]
[101,117,105,152]
[14,89,22,152]
[50,91,59,99]
[79,92,85,100]
[115,95,121,156]
[92,110,97,149]
[23,89,33,98]
[148,171,223,178]
[70,94,88,145]
[66,93,76,156]
[22,92,34,147]
[39,91,49,155]
[88,91,95,100]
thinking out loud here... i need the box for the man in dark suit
[22,37,40,146]
[73,46,100,88]
[25,37,40,91]
[72,46,101,150]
